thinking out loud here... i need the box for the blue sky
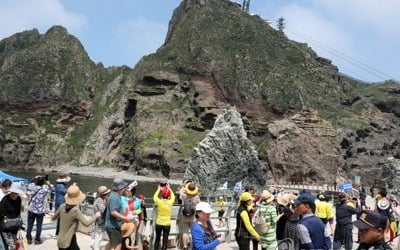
[0,0,399,82]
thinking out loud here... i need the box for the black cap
[353,210,387,230]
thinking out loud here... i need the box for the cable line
[286,28,394,81]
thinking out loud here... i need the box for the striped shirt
[258,204,278,248]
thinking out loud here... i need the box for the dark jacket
[235,205,250,238]
[357,238,392,250]
[0,195,22,233]
[336,203,357,225]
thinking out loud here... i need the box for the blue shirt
[105,191,124,228]
[191,221,220,250]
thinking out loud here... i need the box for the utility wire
[290,29,394,80]
[285,28,394,81]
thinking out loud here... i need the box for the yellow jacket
[316,201,327,218]
[215,200,226,211]
[316,201,334,219]
[239,209,260,238]
[153,187,175,226]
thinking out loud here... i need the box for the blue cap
[293,191,315,205]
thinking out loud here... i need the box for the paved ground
[25,195,399,250]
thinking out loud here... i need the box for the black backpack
[182,196,196,216]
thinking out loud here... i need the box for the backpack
[182,196,196,216]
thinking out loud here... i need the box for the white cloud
[270,2,400,81]
[276,4,355,61]
[111,17,168,67]
[314,0,400,36]
[0,0,87,40]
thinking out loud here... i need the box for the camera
[160,182,167,187]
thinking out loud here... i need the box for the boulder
[184,106,266,195]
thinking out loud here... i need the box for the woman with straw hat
[179,181,200,250]
[91,186,111,250]
[52,185,101,250]
[256,190,278,250]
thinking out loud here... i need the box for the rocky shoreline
[24,165,182,185]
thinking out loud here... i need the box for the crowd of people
[1,174,400,250]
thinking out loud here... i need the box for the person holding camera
[153,182,175,250]
[179,180,200,250]
[191,202,223,250]
[26,175,51,245]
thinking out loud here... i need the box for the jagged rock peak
[184,106,266,195]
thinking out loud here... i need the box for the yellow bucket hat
[185,182,199,195]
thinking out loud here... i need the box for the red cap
[138,194,145,201]
[161,186,171,198]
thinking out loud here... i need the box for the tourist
[235,192,260,250]
[257,190,277,250]
[243,185,258,250]
[316,193,329,224]
[215,196,226,227]
[122,181,142,223]
[316,193,334,235]
[333,193,357,250]
[191,202,222,250]
[179,181,200,250]
[356,193,368,243]
[137,194,147,223]
[376,189,393,242]
[0,182,24,250]
[276,193,299,249]
[294,190,331,249]
[52,185,101,250]
[26,175,51,245]
[354,210,392,249]
[55,172,71,236]
[121,222,138,250]
[391,201,400,249]
[92,185,111,250]
[105,178,131,250]
[153,183,175,250]
[0,179,12,201]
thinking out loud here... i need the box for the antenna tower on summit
[242,0,250,13]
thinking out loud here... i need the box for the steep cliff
[1,0,400,187]
[0,26,131,169]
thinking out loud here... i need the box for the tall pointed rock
[184,107,266,194]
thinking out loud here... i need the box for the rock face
[184,107,266,194]
[265,110,342,183]
[0,127,4,163]
[0,26,131,169]
[381,158,400,198]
